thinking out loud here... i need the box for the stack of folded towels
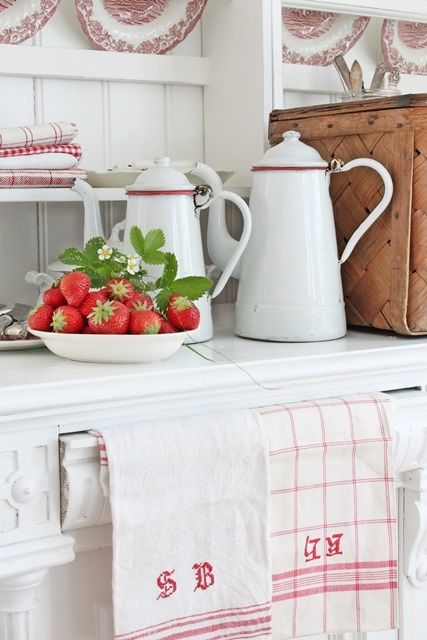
[0,121,87,187]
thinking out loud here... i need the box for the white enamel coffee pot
[234,130,394,342]
[109,157,252,342]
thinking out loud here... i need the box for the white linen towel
[0,153,79,170]
[96,410,272,640]
[258,393,398,639]
[0,121,77,149]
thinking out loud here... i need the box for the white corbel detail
[401,467,427,587]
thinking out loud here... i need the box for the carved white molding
[0,427,61,547]
[0,570,47,640]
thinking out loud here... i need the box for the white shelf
[0,187,126,203]
[0,185,249,203]
[282,0,427,21]
[0,44,210,86]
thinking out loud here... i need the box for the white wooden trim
[281,0,427,22]
[0,187,126,202]
[0,44,210,86]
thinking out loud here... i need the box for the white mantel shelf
[1,304,427,431]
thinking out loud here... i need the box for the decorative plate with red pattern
[0,0,59,44]
[282,8,369,66]
[382,19,427,75]
[75,0,207,54]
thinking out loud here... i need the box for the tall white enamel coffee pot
[234,130,393,342]
[109,157,252,342]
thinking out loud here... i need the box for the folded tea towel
[95,411,272,640]
[258,393,397,639]
[0,153,79,170]
[0,121,77,149]
[0,143,82,159]
[0,168,87,188]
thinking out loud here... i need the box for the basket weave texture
[269,94,427,335]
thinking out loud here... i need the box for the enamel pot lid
[252,130,328,170]
[126,157,195,195]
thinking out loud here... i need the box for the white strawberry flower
[97,244,113,261]
[127,254,140,275]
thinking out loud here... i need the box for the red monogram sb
[156,570,177,600]
[193,562,215,591]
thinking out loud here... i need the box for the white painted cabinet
[2,306,427,639]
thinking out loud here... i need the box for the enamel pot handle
[333,158,393,265]
[198,190,252,299]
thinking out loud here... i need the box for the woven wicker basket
[269,94,427,336]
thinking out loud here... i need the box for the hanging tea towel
[95,410,272,640]
[258,393,398,639]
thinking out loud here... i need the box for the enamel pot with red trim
[235,130,394,342]
[108,157,252,343]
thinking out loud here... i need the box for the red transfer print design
[0,0,59,44]
[0,1,14,13]
[283,9,335,40]
[326,533,344,557]
[304,536,322,563]
[101,0,169,26]
[156,570,177,600]
[193,561,215,591]
[76,0,207,54]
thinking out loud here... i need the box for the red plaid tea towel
[0,143,82,159]
[0,168,87,187]
[258,393,397,639]
[94,411,272,640]
[0,121,77,149]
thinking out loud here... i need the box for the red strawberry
[129,310,162,335]
[106,278,134,303]
[28,304,54,332]
[159,318,178,334]
[79,290,108,318]
[125,292,154,311]
[42,284,66,308]
[166,295,200,331]
[51,306,84,334]
[59,272,91,307]
[88,300,130,334]
[82,325,95,334]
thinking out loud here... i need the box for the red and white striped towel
[259,393,397,638]
[0,121,77,149]
[0,168,87,188]
[93,411,272,640]
[0,143,82,159]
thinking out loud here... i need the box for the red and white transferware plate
[382,19,427,75]
[0,0,59,44]
[75,0,207,54]
[282,8,369,65]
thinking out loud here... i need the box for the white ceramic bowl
[28,329,189,364]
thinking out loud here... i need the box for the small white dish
[28,329,189,363]
[0,338,44,351]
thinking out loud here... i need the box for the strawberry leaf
[83,237,106,262]
[170,276,212,301]
[144,229,165,254]
[144,250,166,265]
[59,247,85,265]
[155,252,178,289]
[129,227,145,257]
[155,288,172,313]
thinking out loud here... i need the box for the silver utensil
[333,55,352,91]
[350,60,363,93]
[370,62,388,91]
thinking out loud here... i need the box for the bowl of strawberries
[27,228,211,364]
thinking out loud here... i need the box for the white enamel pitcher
[233,130,393,342]
[108,157,252,342]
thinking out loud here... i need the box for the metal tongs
[0,302,32,340]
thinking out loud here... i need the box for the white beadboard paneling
[166,85,204,160]
[38,0,91,49]
[109,83,167,166]
[0,203,39,305]
[47,202,85,263]
[34,78,105,169]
